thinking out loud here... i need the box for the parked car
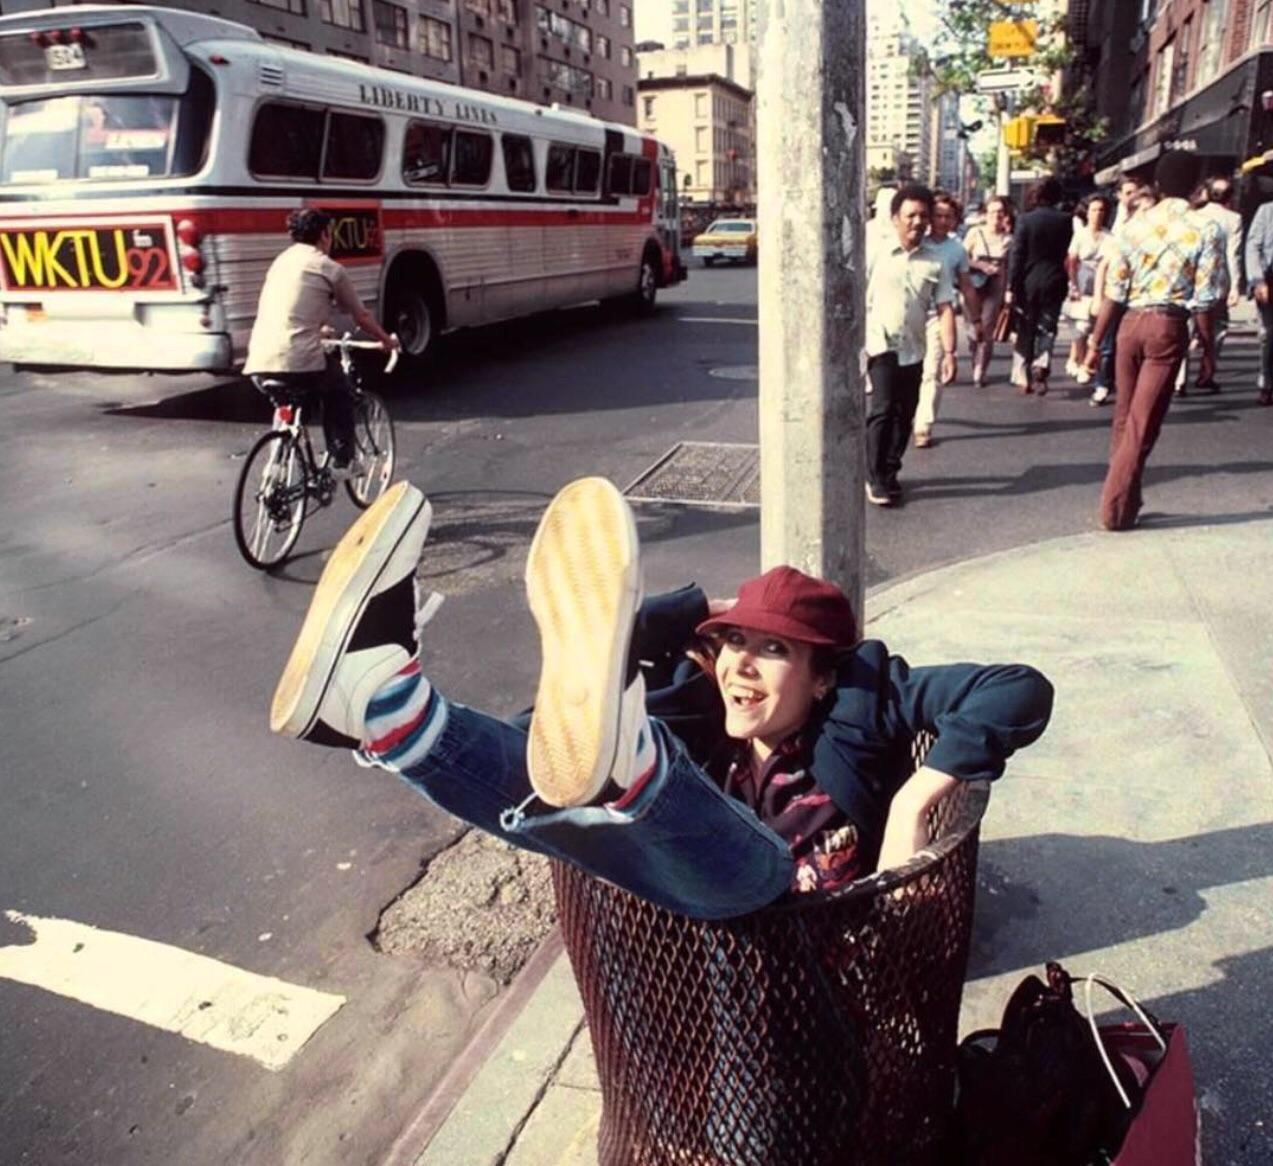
[692,218,758,266]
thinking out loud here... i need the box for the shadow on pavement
[970,823,1273,980]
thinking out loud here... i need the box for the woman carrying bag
[964,195,1015,388]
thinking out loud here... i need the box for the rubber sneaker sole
[525,477,641,807]
[270,481,430,738]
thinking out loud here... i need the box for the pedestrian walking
[1005,176,1073,395]
[1084,151,1224,530]
[1244,194,1273,407]
[963,195,1014,388]
[1176,176,1242,395]
[863,185,957,506]
[913,192,972,449]
[1064,194,1113,386]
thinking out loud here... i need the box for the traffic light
[1003,115,1034,150]
[1033,114,1067,147]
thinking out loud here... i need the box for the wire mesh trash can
[551,740,989,1166]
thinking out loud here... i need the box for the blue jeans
[393,700,794,919]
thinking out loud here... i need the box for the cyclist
[243,208,399,472]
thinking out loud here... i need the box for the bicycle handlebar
[322,332,401,376]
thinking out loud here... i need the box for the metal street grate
[624,441,759,508]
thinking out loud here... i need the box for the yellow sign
[1003,115,1034,151]
[988,20,1038,60]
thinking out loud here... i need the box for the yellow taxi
[692,218,758,267]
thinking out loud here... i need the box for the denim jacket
[635,584,1055,870]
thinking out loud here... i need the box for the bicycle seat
[251,375,311,405]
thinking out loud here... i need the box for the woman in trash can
[269,476,1054,920]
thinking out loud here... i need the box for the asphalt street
[2,265,1272,1165]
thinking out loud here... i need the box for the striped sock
[361,659,448,772]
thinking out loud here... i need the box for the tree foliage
[920,0,1108,174]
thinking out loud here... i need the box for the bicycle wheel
[233,431,306,568]
[345,390,396,509]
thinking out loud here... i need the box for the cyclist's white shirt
[243,243,363,375]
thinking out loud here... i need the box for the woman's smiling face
[713,626,829,756]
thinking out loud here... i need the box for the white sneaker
[525,477,645,807]
[1089,385,1111,407]
[1066,359,1079,379]
[1075,367,1092,386]
[271,482,432,746]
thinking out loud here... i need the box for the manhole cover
[625,441,759,508]
[708,365,758,381]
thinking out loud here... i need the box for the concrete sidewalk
[399,515,1273,1166]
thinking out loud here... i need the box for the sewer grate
[624,441,759,508]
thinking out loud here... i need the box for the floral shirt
[1105,197,1224,312]
[711,733,863,895]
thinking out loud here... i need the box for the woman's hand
[877,766,958,871]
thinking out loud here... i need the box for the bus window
[574,148,601,195]
[403,120,450,185]
[323,111,384,181]
[546,143,575,193]
[249,102,324,179]
[1,80,213,185]
[631,158,653,197]
[451,130,492,186]
[502,133,536,192]
[606,153,633,197]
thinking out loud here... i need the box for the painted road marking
[678,316,757,325]
[0,910,345,1071]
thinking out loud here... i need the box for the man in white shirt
[1188,175,1242,393]
[912,191,972,449]
[864,185,957,506]
[244,208,398,468]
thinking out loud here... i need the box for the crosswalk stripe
[0,910,345,1071]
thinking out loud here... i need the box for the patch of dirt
[373,830,556,985]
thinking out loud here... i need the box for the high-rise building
[931,92,967,199]
[1,0,639,125]
[635,0,757,51]
[866,9,934,184]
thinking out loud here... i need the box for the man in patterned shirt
[1084,151,1224,531]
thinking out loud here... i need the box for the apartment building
[1088,0,1273,190]
[634,0,757,51]
[636,43,752,207]
[866,9,933,184]
[0,0,639,124]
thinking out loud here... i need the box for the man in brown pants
[1084,152,1223,531]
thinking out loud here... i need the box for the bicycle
[232,334,399,570]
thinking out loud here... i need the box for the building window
[622,84,634,105]
[496,0,517,20]
[595,75,612,100]
[320,0,365,31]
[643,95,655,119]
[421,16,453,61]
[1197,0,1228,86]
[465,0,491,16]
[694,92,706,118]
[596,34,610,58]
[1252,0,1273,50]
[373,0,408,48]
[251,0,307,14]
[673,0,688,11]
[620,45,632,67]
[469,33,494,70]
[695,125,707,152]
[502,44,520,73]
[619,5,630,29]
[1153,38,1173,116]
[596,0,609,14]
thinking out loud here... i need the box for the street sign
[975,67,1036,94]
[988,20,1037,60]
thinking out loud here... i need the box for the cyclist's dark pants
[252,358,356,467]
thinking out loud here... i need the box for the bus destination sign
[0,223,178,292]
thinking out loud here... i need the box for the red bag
[1080,976,1202,1166]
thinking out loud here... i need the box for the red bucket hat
[695,565,858,648]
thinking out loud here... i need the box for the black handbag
[955,962,1143,1166]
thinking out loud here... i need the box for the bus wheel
[632,253,658,315]
[386,285,434,363]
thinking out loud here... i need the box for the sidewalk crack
[491,1019,586,1166]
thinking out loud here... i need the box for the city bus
[0,5,686,374]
